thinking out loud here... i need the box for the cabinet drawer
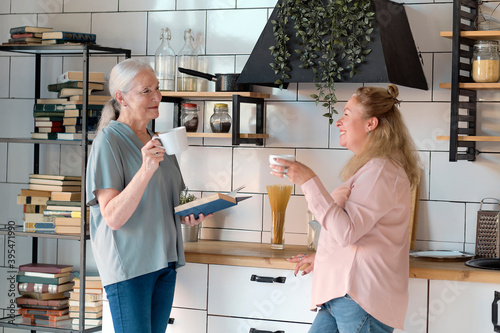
[173,262,208,310]
[169,307,207,333]
[208,265,316,323]
[208,315,311,333]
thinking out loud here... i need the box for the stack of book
[2,26,52,45]
[17,188,52,232]
[70,272,103,328]
[31,71,108,140]
[16,263,73,327]
[41,31,97,45]
[47,199,88,235]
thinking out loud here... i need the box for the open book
[174,186,250,217]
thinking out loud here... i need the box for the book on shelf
[19,263,73,274]
[17,195,50,205]
[58,88,93,98]
[72,285,102,295]
[69,305,103,313]
[24,317,71,328]
[71,317,102,327]
[69,310,102,319]
[69,94,111,103]
[8,37,41,44]
[21,313,71,321]
[64,124,96,133]
[29,174,81,181]
[57,71,105,83]
[18,291,68,300]
[16,296,69,309]
[22,204,46,213]
[64,107,103,118]
[44,210,83,218]
[23,213,53,223]
[63,116,99,126]
[17,273,72,285]
[29,183,81,192]
[46,205,81,211]
[56,225,83,235]
[57,132,97,141]
[37,98,68,104]
[34,116,64,122]
[10,26,53,34]
[11,32,43,38]
[23,222,55,230]
[21,189,53,197]
[42,31,96,43]
[51,191,81,201]
[34,126,64,133]
[46,199,81,206]
[18,307,69,316]
[33,103,66,112]
[18,281,74,294]
[33,111,65,118]
[30,178,81,186]
[31,132,58,140]
[174,191,251,217]
[69,292,103,302]
[48,81,105,92]
[72,274,102,289]
[34,120,63,127]
[54,217,81,226]
[18,270,71,279]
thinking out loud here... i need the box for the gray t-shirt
[86,120,185,287]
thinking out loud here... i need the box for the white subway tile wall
[0,0,499,275]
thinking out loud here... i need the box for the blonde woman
[270,84,420,332]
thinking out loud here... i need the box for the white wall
[1,0,500,318]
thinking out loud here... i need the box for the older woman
[86,58,207,333]
[271,84,420,333]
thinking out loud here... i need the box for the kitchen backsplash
[0,0,500,277]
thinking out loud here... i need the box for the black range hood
[238,0,428,90]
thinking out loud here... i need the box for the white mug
[269,154,296,173]
[154,126,188,155]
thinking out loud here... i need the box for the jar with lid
[210,104,231,133]
[154,27,176,91]
[180,103,199,132]
[472,40,500,83]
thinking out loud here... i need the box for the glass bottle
[177,29,198,92]
[154,27,176,91]
[472,40,500,83]
[195,32,209,92]
[210,103,231,133]
[180,103,199,132]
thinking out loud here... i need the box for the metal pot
[178,67,252,92]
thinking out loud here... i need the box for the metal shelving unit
[0,44,131,333]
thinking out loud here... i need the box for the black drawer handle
[249,329,284,333]
[493,291,500,332]
[250,274,286,284]
[168,318,175,325]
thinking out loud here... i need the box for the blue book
[174,193,251,217]
[42,31,96,43]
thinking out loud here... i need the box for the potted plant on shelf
[269,0,375,124]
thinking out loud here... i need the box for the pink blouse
[301,158,411,329]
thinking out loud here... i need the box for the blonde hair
[97,58,155,133]
[340,84,421,187]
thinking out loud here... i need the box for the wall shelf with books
[0,43,131,333]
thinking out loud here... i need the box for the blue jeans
[309,295,394,333]
[104,263,177,333]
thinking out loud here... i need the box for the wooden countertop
[184,241,500,284]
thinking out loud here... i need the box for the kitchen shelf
[0,225,88,240]
[437,135,500,142]
[440,30,500,40]
[0,138,83,145]
[161,91,269,146]
[439,82,500,90]
[0,315,101,333]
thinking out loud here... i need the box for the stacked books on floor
[16,263,73,328]
[32,71,108,140]
[70,272,103,328]
[18,174,86,234]
[2,26,53,45]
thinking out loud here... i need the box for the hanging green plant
[270,0,375,124]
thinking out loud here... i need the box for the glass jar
[177,29,198,92]
[472,40,500,83]
[180,103,199,132]
[154,27,176,91]
[210,103,231,133]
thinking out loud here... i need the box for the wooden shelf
[161,91,270,99]
[187,133,269,139]
[440,82,500,90]
[440,30,500,40]
[437,135,500,142]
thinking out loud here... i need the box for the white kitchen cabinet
[208,264,316,323]
[168,307,207,332]
[396,278,429,333]
[208,315,311,333]
[173,262,208,310]
[428,280,499,333]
